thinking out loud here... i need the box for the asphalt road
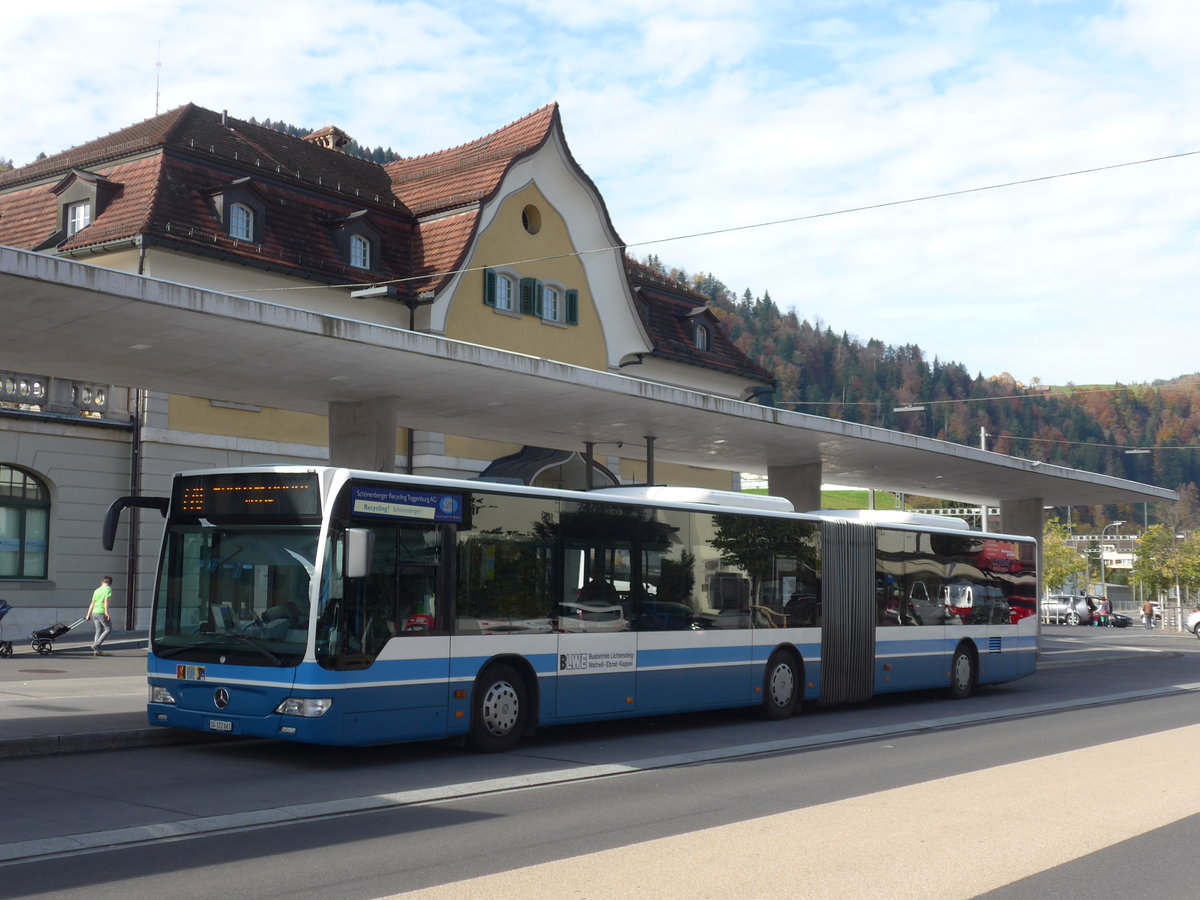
[1,625,1197,899]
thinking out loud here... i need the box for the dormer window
[203,177,267,244]
[66,201,91,236]
[229,203,254,241]
[350,234,370,269]
[681,306,715,353]
[326,210,380,272]
[49,168,118,246]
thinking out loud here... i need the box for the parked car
[1185,608,1200,638]
[1108,612,1132,628]
[1042,594,1096,625]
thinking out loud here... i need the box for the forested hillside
[640,255,1199,529]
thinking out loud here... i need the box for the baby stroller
[0,600,12,658]
[30,616,88,655]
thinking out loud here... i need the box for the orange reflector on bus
[454,690,467,699]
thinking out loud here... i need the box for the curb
[0,726,227,759]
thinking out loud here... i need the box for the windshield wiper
[157,634,284,665]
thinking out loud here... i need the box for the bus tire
[947,644,976,700]
[467,663,528,753]
[761,649,800,720]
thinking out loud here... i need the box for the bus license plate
[208,719,233,733]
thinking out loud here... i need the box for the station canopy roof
[0,247,1175,509]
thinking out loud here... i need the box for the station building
[0,104,775,628]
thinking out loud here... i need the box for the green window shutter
[483,268,497,306]
[565,289,579,325]
[534,280,545,317]
[520,277,545,315]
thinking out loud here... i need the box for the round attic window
[521,204,542,235]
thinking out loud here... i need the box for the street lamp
[1098,520,1126,598]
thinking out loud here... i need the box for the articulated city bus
[108,466,1039,751]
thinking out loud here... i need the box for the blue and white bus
[111,466,1039,751]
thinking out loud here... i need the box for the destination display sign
[351,485,463,522]
[172,471,322,520]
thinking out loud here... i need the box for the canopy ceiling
[0,247,1174,509]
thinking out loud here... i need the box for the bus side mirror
[345,528,375,579]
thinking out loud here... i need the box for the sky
[2,0,1197,387]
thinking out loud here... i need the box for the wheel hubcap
[769,663,794,707]
[481,681,520,736]
[954,655,971,689]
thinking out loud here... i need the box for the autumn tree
[1041,518,1087,595]
[1132,525,1200,605]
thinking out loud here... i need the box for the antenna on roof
[155,41,161,115]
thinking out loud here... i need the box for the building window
[67,201,91,236]
[484,270,578,323]
[0,465,50,579]
[484,269,518,312]
[543,285,561,322]
[695,324,710,351]
[521,204,542,235]
[230,203,255,241]
[350,234,371,269]
[496,274,515,310]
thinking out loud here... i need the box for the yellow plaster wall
[444,434,523,461]
[619,459,736,491]
[444,184,608,370]
[168,395,332,446]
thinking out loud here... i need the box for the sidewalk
[0,628,213,759]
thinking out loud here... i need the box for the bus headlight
[149,685,177,705]
[274,697,333,717]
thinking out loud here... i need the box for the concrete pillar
[1001,497,1045,595]
[328,398,398,472]
[999,498,1043,541]
[767,462,823,513]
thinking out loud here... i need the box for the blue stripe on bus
[637,644,753,669]
[146,627,1036,745]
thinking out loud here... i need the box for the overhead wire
[771,385,1162,407]
[989,434,1197,452]
[227,148,1200,296]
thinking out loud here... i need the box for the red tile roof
[0,107,417,288]
[0,103,772,389]
[626,259,776,387]
[386,105,559,216]
[411,210,481,292]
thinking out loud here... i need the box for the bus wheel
[948,645,976,700]
[762,650,800,720]
[468,664,528,753]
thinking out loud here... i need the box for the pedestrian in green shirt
[86,575,113,656]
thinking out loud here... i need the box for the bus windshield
[152,524,319,666]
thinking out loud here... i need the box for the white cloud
[2,0,1198,385]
